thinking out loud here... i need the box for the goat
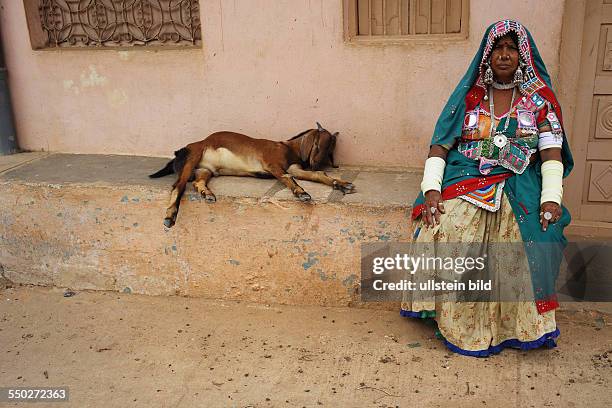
[149,122,355,228]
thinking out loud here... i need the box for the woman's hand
[421,145,449,228]
[540,201,562,231]
[423,190,446,227]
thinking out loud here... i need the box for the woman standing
[401,20,574,357]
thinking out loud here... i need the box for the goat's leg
[193,168,216,203]
[164,157,197,228]
[267,166,311,202]
[287,164,355,194]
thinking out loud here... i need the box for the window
[343,0,469,43]
[23,0,202,50]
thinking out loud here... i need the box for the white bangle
[421,156,446,194]
[538,131,564,151]
[541,160,563,205]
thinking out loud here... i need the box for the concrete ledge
[0,153,420,307]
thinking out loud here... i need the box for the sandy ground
[0,286,610,408]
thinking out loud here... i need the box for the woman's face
[489,35,519,83]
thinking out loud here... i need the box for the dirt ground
[0,286,610,408]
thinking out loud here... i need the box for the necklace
[488,87,516,148]
[492,80,516,90]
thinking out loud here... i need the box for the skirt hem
[400,309,559,357]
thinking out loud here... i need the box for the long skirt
[400,195,559,357]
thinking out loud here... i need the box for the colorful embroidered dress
[457,92,562,211]
[401,20,574,357]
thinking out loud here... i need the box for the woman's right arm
[421,145,449,227]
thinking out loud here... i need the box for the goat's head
[298,122,339,170]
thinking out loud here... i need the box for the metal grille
[355,0,465,36]
[38,0,202,48]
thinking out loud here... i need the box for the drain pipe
[0,31,17,155]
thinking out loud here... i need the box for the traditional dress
[401,20,574,357]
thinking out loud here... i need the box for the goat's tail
[149,159,175,178]
[148,147,190,178]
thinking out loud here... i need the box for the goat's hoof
[340,182,355,194]
[297,192,312,202]
[163,218,175,228]
[204,193,216,203]
[335,182,355,194]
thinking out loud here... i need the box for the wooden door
[567,0,612,224]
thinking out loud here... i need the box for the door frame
[559,0,612,236]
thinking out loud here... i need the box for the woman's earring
[513,63,525,86]
[484,62,493,85]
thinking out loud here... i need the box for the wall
[0,0,565,167]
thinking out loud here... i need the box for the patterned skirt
[400,195,559,357]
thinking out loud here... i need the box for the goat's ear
[332,132,339,138]
[309,132,322,168]
[317,122,324,132]
[300,131,316,163]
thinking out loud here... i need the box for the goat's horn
[316,122,324,131]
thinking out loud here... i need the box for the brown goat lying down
[150,123,355,228]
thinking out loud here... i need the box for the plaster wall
[0,0,565,166]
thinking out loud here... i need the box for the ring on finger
[430,206,437,214]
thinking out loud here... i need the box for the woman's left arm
[538,124,564,231]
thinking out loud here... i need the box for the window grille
[24,0,202,49]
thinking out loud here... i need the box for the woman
[401,20,573,357]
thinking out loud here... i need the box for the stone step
[0,153,421,308]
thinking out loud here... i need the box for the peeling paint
[107,88,128,108]
[302,252,319,270]
[80,66,107,88]
[342,274,357,287]
[63,79,80,95]
[164,245,178,256]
